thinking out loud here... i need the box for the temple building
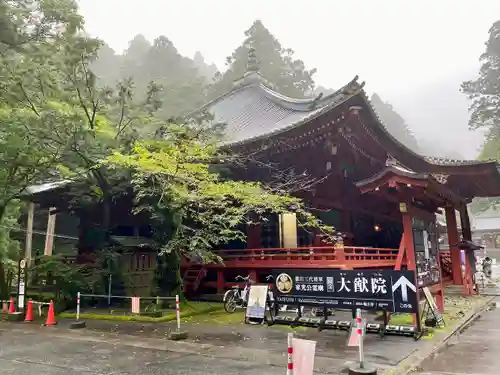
[24,50,500,306]
[181,50,500,306]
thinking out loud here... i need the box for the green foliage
[29,254,100,300]
[0,200,22,299]
[462,21,500,213]
[462,20,500,131]
[104,122,336,259]
[0,0,89,219]
[209,20,316,99]
[370,93,420,152]
[59,301,223,322]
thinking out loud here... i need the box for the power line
[0,224,78,240]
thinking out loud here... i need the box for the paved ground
[0,313,416,374]
[416,298,500,375]
[0,291,492,374]
[0,325,285,375]
[64,309,420,369]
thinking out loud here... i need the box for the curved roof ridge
[259,76,361,112]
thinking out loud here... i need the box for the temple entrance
[350,213,403,249]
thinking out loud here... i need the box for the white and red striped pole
[356,308,364,369]
[175,294,181,331]
[287,332,293,375]
[76,292,81,321]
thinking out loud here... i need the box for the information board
[272,269,418,313]
[245,285,269,319]
[412,218,441,287]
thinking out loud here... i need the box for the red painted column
[401,210,417,326]
[216,270,224,294]
[402,212,416,270]
[445,205,462,285]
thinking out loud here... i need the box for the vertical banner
[18,258,26,309]
[292,337,316,375]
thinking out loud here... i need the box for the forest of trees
[462,19,500,213]
[0,1,335,298]
[91,20,466,160]
[90,20,318,119]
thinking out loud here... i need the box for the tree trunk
[0,262,8,300]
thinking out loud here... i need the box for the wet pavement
[0,292,492,374]
[416,299,500,375]
[0,325,286,375]
[69,309,420,364]
[0,314,416,374]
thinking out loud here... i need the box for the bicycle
[223,275,253,313]
[223,274,276,322]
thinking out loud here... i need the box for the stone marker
[348,363,377,375]
[69,320,86,329]
[169,330,188,340]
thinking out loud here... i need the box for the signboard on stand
[412,218,440,287]
[272,269,418,313]
[422,287,445,327]
[245,285,269,320]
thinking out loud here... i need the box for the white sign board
[292,337,316,375]
[131,297,140,314]
[18,281,25,308]
[245,285,268,319]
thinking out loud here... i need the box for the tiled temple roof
[190,74,364,145]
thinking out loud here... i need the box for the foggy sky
[78,0,500,159]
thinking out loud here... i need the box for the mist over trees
[462,19,500,213]
[208,20,317,100]
[90,20,319,118]
[462,20,500,162]
[89,19,475,162]
[370,94,420,152]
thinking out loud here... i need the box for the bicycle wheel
[224,290,238,313]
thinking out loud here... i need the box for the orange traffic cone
[8,298,15,314]
[2,302,7,313]
[25,300,34,322]
[44,300,56,326]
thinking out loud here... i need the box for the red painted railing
[195,246,400,269]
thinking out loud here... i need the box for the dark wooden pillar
[445,205,462,285]
[458,204,472,241]
[459,203,477,293]
[247,224,261,249]
[341,209,352,233]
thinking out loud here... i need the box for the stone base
[69,320,86,329]
[7,312,24,322]
[169,330,188,341]
[348,364,377,375]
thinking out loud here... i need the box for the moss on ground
[59,301,223,323]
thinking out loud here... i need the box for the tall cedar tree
[209,20,316,99]
[463,20,500,213]
[91,34,206,118]
[462,20,500,132]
